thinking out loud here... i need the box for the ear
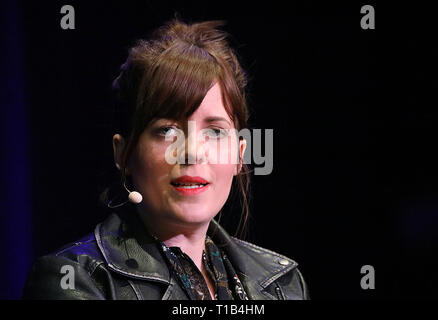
[234,138,247,176]
[112,134,129,174]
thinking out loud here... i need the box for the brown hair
[107,18,251,239]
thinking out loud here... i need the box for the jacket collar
[95,204,297,299]
[95,204,171,284]
[206,221,299,299]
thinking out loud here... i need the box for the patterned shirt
[155,235,249,300]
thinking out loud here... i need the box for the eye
[157,126,179,137]
[203,128,228,139]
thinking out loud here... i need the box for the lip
[171,175,209,184]
[171,175,210,196]
[172,184,210,196]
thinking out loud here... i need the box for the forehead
[189,83,230,121]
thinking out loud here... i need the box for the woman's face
[115,83,246,227]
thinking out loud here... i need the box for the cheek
[210,163,235,192]
[206,163,236,215]
[132,141,171,187]
[203,135,240,165]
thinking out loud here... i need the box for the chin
[172,205,217,225]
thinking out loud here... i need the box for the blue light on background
[0,0,33,299]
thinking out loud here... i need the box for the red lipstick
[171,175,210,196]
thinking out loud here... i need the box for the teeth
[173,183,206,188]
[177,184,204,189]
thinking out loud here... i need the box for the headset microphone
[107,180,143,208]
[124,182,143,204]
[128,190,143,204]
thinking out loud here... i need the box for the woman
[23,18,309,300]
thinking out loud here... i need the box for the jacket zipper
[275,285,285,300]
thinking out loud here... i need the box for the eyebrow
[204,116,232,127]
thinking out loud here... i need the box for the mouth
[171,183,209,189]
[170,176,210,195]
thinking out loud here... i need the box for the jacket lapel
[95,207,171,285]
[208,220,298,300]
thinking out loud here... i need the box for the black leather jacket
[23,206,309,300]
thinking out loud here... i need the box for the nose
[182,120,206,165]
[185,127,197,164]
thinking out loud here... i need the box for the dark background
[1,0,437,299]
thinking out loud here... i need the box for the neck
[136,207,210,271]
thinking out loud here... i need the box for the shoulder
[49,232,105,269]
[231,237,298,268]
[22,232,107,299]
[229,237,310,300]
